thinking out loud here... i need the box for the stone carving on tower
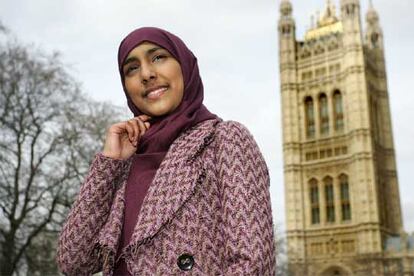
[278,0,414,275]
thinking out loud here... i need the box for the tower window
[281,25,291,35]
[371,33,379,47]
[324,177,335,222]
[328,43,339,51]
[339,174,351,221]
[333,90,344,132]
[314,46,325,55]
[302,71,313,81]
[319,94,329,136]
[309,179,320,224]
[315,67,327,77]
[305,97,315,138]
[345,4,355,16]
[301,50,311,59]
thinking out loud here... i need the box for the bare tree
[0,28,123,275]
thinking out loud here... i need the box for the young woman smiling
[57,27,276,276]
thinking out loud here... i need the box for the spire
[366,0,379,25]
[365,0,383,48]
[340,0,360,14]
[325,0,335,17]
[280,0,293,17]
[340,0,361,25]
[278,0,295,39]
[317,0,338,27]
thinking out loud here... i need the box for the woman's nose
[140,63,156,84]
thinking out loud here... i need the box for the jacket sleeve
[56,153,131,276]
[216,121,276,276]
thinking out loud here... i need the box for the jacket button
[177,253,194,271]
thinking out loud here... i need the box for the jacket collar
[123,118,222,255]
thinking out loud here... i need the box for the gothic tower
[278,1,407,275]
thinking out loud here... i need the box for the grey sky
[1,0,413,232]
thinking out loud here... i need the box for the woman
[57,27,276,275]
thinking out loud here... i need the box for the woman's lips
[146,86,168,100]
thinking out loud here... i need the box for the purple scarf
[118,26,217,154]
[114,27,217,274]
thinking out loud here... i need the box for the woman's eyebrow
[123,47,163,67]
[147,47,163,55]
[123,57,137,67]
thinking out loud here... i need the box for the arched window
[333,91,344,132]
[328,43,339,51]
[319,94,329,135]
[282,26,291,35]
[314,45,325,55]
[301,50,311,59]
[309,179,320,224]
[345,4,355,16]
[324,176,335,222]
[339,174,351,221]
[305,97,315,138]
[371,33,379,47]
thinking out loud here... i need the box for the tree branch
[12,195,59,273]
[9,132,22,222]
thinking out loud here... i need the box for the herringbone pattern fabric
[57,119,276,276]
[57,154,132,275]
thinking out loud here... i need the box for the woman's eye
[125,65,139,75]
[153,54,166,62]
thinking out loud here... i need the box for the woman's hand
[102,115,151,160]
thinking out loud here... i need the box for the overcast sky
[1,0,413,232]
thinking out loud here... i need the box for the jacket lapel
[126,118,221,250]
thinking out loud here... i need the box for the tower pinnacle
[365,0,382,48]
[366,0,379,24]
[318,0,338,26]
[280,0,293,17]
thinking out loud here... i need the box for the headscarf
[117,26,217,154]
[114,27,217,273]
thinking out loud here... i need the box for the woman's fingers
[138,114,151,122]
[133,116,151,132]
[102,115,152,159]
[136,118,147,137]
[139,115,151,130]
[125,116,151,147]
[125,121,136,144]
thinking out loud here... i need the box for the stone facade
[278,0,414,275]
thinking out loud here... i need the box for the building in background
[278,0,414,275]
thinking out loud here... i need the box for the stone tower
[278,0,412,275]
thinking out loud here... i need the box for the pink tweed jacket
[57,119,276,275]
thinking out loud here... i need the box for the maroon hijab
[114,27,217,274]
[118,26,217,154]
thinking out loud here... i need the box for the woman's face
[122,42,184,117]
